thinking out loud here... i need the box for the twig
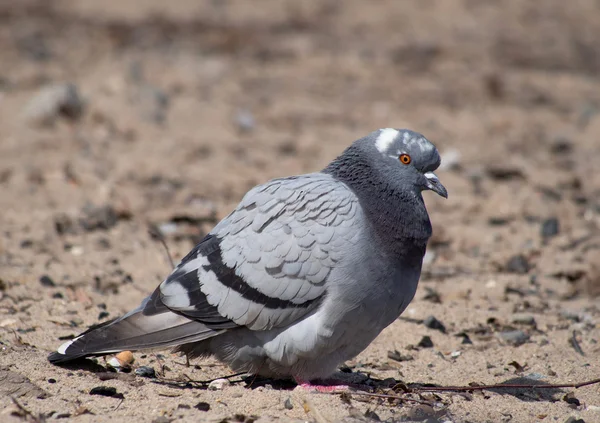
[148,226,175,269]
[409,377,600,392]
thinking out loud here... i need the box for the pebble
[284,397,293,410]
[550,137,574,154]
[423,315,446,333]
[194,402,210,412]
[89,386,121,397]
[134,366,156,378]
[208,378,230,390]
[511,314,536,326]
[563,417,585,423]
[417,335,434,348]
[505,255,531,274]
[541,218,560,238]
[24,83,84,126]
[496,330,530,346]
[39,275,56,287]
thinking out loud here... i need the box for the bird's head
[364,128,448,199]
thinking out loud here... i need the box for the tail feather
[48,290,224,364]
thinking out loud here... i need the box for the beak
[424,172,448,199]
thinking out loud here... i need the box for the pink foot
[294,378,351,392]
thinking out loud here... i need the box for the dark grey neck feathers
[323,146,431,261]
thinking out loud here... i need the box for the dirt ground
[1,1,600,422]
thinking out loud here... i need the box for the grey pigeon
[49,128,447,384]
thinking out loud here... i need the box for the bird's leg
[293,376,351,392]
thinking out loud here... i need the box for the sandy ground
[1,1,600,422]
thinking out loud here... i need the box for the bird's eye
[399,154,411,165]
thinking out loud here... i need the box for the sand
[1,1,599,422]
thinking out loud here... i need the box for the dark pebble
[417,336,434,348]
[52,292,64,299]
[364,410,381,421]
[550,137,573,154]
[48,378,57,383]
[505,255,530,274]
[39,275,56,287]
[541,218,560,239]
[134,366,156,378]
[56,413,71,419]
[283,397,293,410]
[98,311,110,320]
[89,386,122,398]
[486,165,525,181]
[455,332,473,344]
[563,393,581,407]
[423,315,446,333]
[20,239,33,248]
[177,404,191,410]
[54,214,77,235]
[194,402,210,412]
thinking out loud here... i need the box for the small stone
[541,218,560,239]
[505,255,531,274]
[151,417,172,423]
[39,275,56,287]
[89,386,122,398]
[208,378,230,390]
[283,397,293,410]
[423,315,446,333]
[563,417,585,423]
[450,351,461,359]
[194,402,210,411]
[417,336,434,348]
[497,330,529,346]
[563,393,581,407]
[486,165,525,181]
[134,366,156,378]
[54,214,77,235]
[23,83,84,127]
[511,314,536,326]
[98,311,110,320]
[550,137,573,154]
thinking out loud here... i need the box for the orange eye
[399,154,411,164]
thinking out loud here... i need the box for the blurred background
[1,1,599,421]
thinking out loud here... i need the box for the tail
[48,288,224,364]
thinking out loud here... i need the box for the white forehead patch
[375,128,399,153]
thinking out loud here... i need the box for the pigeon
[49,128,447,385]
